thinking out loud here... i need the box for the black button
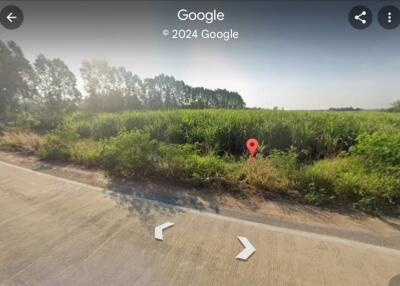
[349,5,372,30]
[0,5,24,30]
[378,5,400,30]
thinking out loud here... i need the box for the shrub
[69,140,102,168]
[38,127,78,160]
[302,157,400,213]
[158,144,227,183]
[15,113,40,130]
[268,147,300,181]
[350,132,400,172]
[92,114,121,139]
[101,131,158,177]
[157,143,197,178]
[184,154,227,183]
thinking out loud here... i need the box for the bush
[302,157,400,213]
[38,127,78,160]
[70,140,102,168]
[268,147,300,181]
[15,113,40,130]
[184,154,227,183]
[158,144,227,183]
[92,114,121,139]
[350,132,400,172]
[101,131,158,177]
[157,143,197,178]
[37,111,64,131]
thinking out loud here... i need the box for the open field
[1,109,400,214]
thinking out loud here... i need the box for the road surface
[0,161,399,286]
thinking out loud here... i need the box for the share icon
[354,11,367,24]
[349,5,372,30]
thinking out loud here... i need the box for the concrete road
[0,161,399,286]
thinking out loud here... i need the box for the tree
[81,59,143,112]
[34,54,81,129]
[328,107,362,112]
[80,59,246,112]
[388,100,400,112]
[0,41,37,123]
[116,67,142,110]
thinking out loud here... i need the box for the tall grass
[66,110,400,160]
[23,109,400,214]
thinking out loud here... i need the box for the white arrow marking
[154,222,175,241]
[236,236,256,261]
[7,13,17,23]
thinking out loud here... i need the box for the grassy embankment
[1,109,399,214]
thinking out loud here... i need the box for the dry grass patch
[0,131,43,152]
[231,159,290,192]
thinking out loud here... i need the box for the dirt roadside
[0,149,399,249]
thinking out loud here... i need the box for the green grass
[64,110,400,159]
[20,109,400,214]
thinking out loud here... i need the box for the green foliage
[0,41,81,130]
[107,140,228,183]
[302,157,400,214]
[157,143,198,177]
[38,127,78,160]
[183,154,227,183]
[15,113,40,130]
[91,114,121,139]
[268,147,300,181]
[350,132,400,172]
[388,100,400,112]
[100,131,158,177]
[303,183,331,206]
[62,110,400,161]
[0,41,37,123]
[29,110,400,214]
[81,59,245,112]
[69,140,102,168]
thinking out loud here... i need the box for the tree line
[0,41,245,130]
[81,59,245,112]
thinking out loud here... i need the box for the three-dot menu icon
[378,6,399,29]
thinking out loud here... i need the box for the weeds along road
[0,161,399,286]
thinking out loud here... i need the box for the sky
[1,0,399,109]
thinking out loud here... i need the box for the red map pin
[246,138,259,160]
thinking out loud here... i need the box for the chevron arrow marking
[154,222,175,241]
[236,236,256,261]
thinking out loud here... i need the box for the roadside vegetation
[2,109,398,215]
[1,40,399,215]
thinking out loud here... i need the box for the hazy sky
[1,1,399,109]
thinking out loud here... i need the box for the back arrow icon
[236,236,256,261]
[7,12,17,23]
[154,222,175,241]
